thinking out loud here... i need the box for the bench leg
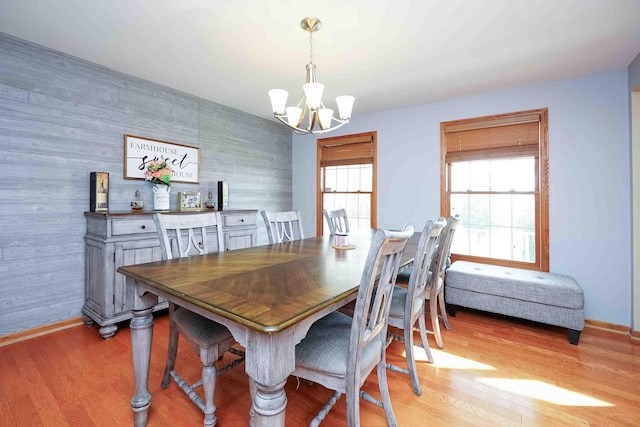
[447,304,457,317]
[568,329,581,345]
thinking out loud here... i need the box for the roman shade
[445,114,541,163]
[318,133,374,167]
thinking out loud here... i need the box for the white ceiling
[1,0,640,121]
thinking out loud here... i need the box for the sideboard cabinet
[83,210,258,338]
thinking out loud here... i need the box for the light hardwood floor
[1,308,638,426]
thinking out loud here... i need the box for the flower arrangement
[145,160,172,186]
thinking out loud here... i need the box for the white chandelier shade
[268,18,355,135]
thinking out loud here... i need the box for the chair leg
[345,380,361,427]
[417,313,434,364]
[162,303,179,388]
[403,320,422,396]
[438,291,451,330]
[201,361,217,427]
[430,297,444,349]
[376,360,398,427]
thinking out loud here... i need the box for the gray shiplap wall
[0,33,292,336]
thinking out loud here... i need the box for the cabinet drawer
[223,213,256,227]
[112,219,157,236]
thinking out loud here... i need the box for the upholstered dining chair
[261,210,304,243]
[386,218,445,396]
[397,215,461,349]
[428,215,460,348]
[323,208,350,235]
[293,224,415,427]
[153,212,244,427]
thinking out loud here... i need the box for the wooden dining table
[117,228,418,427]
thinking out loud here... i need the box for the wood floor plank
[6,343,69,426]
[1,308,639,426]
[0,396,15,426]
[0,347,21,427]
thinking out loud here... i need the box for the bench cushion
[446,261,584,310]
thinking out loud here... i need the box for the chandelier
[268,18,355,135]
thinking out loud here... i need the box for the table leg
[253,379,288,425]
[130,307,154,427]
[245,331,293,427]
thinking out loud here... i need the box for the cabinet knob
[141,225,146,229]
[240,218,244,222]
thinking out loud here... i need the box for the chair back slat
[261,210,304,244]
[350,225,414,359]
[406,219,446,319]
[323,208,350,235]
[430,215,461,295]
[153,212,224,260]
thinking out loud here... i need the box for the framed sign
[124,135,200,184]
[178,191,202,212]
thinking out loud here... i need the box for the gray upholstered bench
[445,261,585,344]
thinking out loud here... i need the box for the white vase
[153,185,171,211]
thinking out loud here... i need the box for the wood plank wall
[0,33,293,336]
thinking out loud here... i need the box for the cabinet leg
[99,324,118,339]
[82,314,94,325]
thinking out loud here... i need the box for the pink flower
[145,160,172,186]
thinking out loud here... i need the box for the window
[317,132,377,235]
[441,109,549,271]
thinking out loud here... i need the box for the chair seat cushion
[397,257,450,284]
[389,286,423,320]
[395,267,412,283]
[173,307,233,348]
[295,312,383,378]
[396,269,432,286]
[389,286,408,317]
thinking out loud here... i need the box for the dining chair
[386,218,445,396]
[153,212,245,427]
[293,224,415,427]
[323,208,350,235]
[396,215,460,348]
[428,215,460,348]
[397,215,461,349]
[261,210,304,243]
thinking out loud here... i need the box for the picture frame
[89,172,109,212]
[178,191,202,212]
[123,134,200,184]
